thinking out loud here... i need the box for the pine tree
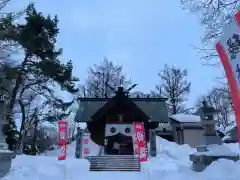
[0,4,79,151]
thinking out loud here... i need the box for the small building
[74,87,169,156]
[170,114,204,148]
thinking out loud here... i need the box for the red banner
[133,122,148,162]
[81,133,91,157]
[58,120,68,160]
[216,10,240,144]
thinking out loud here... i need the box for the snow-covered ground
[1,137,240,180]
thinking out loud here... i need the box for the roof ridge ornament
[115,84,138,97]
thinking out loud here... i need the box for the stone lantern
[197,100,222,145]
[0,99,15,178]
[190,100,239,172]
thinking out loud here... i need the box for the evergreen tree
[0,4,79,150]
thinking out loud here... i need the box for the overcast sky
[7,0,223,108]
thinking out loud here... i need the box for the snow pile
[201,159,240,180]
[150,137,240,180]
[156,137,195,165]
[225,143,240,154]
[143,137,194,177]
[2,136,240,180]
[1,155,89,180]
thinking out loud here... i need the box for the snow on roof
[170,114,201,123]
[224,124,237,134]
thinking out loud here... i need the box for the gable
[74,98,169,123]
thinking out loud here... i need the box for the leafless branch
[181,0,240,64]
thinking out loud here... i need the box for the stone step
[90,162,140,166]
[90,163,139,166]
[87,155,141,172]
[91,163,139,165]
[90,164,140,167]
[88,157,138,159]
[89,159,138,163]
[90,167,140,170]
[87,156,138,160]
[90,168,141,171]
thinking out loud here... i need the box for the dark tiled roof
[74,101,107,122]
[74,98,169,123]
[134,101,169,123]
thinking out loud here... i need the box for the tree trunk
[17,99,26,153]
[7,55,28,122]
[6,55,28,151]
[71,123,76,141]
[31,120,39,155]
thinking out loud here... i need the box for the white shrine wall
[105,124,134,137]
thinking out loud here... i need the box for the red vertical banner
[133,122,148,162]
[58,120,68,160]
[81,133,91,157]
[216,10,240,144]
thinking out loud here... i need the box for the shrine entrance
[104,124,134,155]
[86,87,153,148]
[104,133,134,155]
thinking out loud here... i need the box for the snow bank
[1,155,90,180]
[142,137,195,174]
[2,137,240,180]
[200,159,240,180]
[148,137,240,180]
[156,137,195,165]
[224,143,240,154]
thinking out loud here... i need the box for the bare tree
[195,86,233,128]
[130,91,149,98]
[83,58,132,98]
[130,90,163,98]
[181,0,239,64]
[155,64,191,115]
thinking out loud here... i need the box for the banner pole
[148,156,151,180]
[64,144,67,180]
[64,160,67,180]
[147,132,151,180]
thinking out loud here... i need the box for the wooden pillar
[75,127,83,158]
[149,129,156,157]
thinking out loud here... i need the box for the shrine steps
[86,155,141,171]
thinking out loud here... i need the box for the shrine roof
[74,97,169,123]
